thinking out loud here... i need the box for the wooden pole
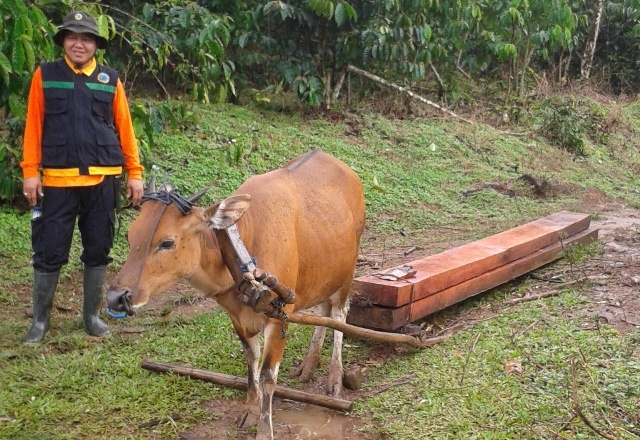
[140,359,353,411]
[347,64,474,124]
[287,312,448,348]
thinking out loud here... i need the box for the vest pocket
[44,90,68,115]
[92,92,113,122]
[96,132,124,165]
[41,132,68,166]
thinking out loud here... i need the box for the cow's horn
[187,186,212,204]
[146,175,157,194]
[158,182,175,192]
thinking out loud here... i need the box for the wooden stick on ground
[503,289,561,305]
[571,359,618,440]
[141,360,353,412]
[287,312,450,348]
[503,280,582,305]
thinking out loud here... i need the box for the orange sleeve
[21,67,44,179]
[113,78,143,180]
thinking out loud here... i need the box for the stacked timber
[347,211,598,331]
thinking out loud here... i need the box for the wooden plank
[345,299,409,330]
[352,211,591,308]
[408,227,598,323]
[347,227,598,331]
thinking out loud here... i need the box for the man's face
[63,32,97,68]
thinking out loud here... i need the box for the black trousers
[31,176,118,273]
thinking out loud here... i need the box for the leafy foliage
[0,0,58,204]
[121,1,234,103]
[539,99,587,156]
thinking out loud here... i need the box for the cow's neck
[185,228,235,297]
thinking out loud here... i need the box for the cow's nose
[106,289,134,316]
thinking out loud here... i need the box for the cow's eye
[159,240,175,251]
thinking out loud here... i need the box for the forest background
[1,0,639,202]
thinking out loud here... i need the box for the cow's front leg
[235,329,262,428]
[256,319,288,440]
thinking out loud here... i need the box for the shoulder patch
[97,72,110,84]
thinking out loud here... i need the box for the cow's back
[233,151,365,310]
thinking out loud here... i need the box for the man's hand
[23,177,43,206]
[126,178,144,206]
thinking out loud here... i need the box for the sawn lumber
[347,227,598,331]
[351,211,591,308]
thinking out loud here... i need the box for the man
[21,11,144,343]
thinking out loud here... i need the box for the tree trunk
[518,38,533,98]
[428,62,446,101]
[323,71,332,110]
[330,69,347,108]
[581,0,605,79]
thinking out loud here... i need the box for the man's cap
[53,11,109,49]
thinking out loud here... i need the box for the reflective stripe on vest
[43,166,123,177]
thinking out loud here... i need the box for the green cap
[53,11,108,49]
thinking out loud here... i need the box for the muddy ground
[147,193,640,440]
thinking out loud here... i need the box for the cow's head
[106,178,251,315]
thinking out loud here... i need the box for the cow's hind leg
[291,301,330,382]
[326,283,352,397]
[326,299,347,397]
[256,319,288,440]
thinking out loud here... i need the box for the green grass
[1,97,640,439]
[352,300,639,439]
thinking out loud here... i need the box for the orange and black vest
[40,60,124,174]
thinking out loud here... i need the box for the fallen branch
[504,280,581,305]
[503,289,561,305]
[571,359,618,440]
[347,65,474,124]
[141,360,353,411]
[287,312,449,348]
[359,377,414,398]
[138,414,181,429]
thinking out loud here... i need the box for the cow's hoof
[327,368,344,397]
[236,410,259,429]
[291,356,319,382]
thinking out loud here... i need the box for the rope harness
[127,189,191,304]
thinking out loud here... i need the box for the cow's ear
[204,194,252,230]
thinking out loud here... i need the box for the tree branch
[347,65,474,124]
[571,359,619,440]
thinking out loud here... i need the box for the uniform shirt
[21,56,143,187]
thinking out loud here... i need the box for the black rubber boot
[83,265,111,337]
[24,270,60,343]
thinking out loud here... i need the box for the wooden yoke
[224,224,296,320]
[254,268,296,304]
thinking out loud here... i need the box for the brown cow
[106,150,365,439]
